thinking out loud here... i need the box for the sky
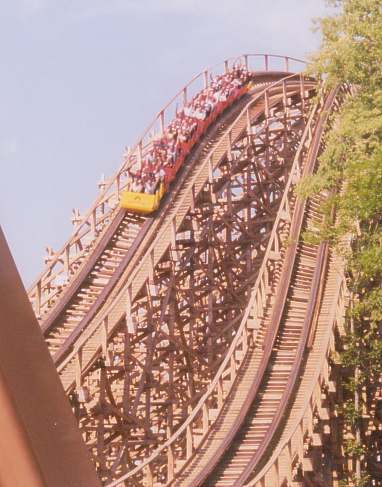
[0,0,332,287]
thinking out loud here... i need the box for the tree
[302,0,382,484]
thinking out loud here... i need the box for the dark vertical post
[0,227,101,487]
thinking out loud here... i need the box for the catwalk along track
[27,54,348,486]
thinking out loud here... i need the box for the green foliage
[344,438,366,457]
[310,0,382,92]
[339,472,370,487]
[351,232,382,283]
[340,400,361,425]
[303,0,382,483]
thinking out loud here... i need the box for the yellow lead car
[120,183,165,214]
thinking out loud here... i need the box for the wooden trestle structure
[22,54,353,486]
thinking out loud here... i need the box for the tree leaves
[303,0,382,482]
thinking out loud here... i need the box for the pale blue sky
[0,0,331,287]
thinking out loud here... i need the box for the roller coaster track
[26,54,349,486]
[175,87,341,487]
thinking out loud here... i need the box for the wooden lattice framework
[54,75,318,484]
[23,56,355,487]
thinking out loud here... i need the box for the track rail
[43,212,150,357]
[170,88,339,487]
[246,252,347,487]
[39,71,318,483]
[42,78,267,363]
[202,88,340,487]
[41,75,270,359]
[51,74,316,379]
[200,202,326,486]
[27,54,335,484]
[28,54,305,320]
[102,77,322,487]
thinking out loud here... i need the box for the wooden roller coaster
[22,54,351,486]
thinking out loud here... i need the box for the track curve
[26,55,347,486]
[186,87,341,487]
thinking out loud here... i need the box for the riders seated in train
[131,175,143,193]
[144,174,157,194]
[156,166,165,181]
[165,150,175,168]
[123,65,251,198]
[146,150,155,165]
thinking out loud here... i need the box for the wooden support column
[186,407,194,459]
[204,69,209,88]
[246,107,252,144]
[244,54,248,70]
[91,208,97,237]
[167,440,175,483]
[75,348,83,390]
[126,285,136,334]
[96,358,106,475]
[116,173,121,201]
[227,130,232,161]
[272,457,280,485]
[64,244,70,277]
[145,464,154,487]
[300,73,306,114]
[217,376,223,410]
[202,402,209,435]
[101,317,108,362]
[167,294,176,482]
[123,327,131,415]
[264,54,269,71]
[36,280,41,318]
